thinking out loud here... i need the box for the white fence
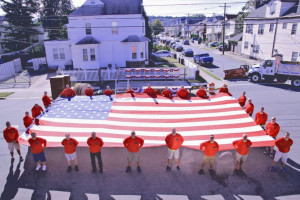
[31,57,47,71]
[0,58,22,81]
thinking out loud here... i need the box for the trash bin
[181,58,184,65]
[178,57,181,64]
[195,68,200,80]
[173,53,177,59]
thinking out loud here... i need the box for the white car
[152,50,173,58]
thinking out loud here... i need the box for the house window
[53,48,65,60]
[258,24,264,35]
[244,41,249,49]
[86,23,92,35]
[53,48,59,59]
[246,24,253,34]
[253,45,260,54]
[142,22,145,34]
[112,22,118,34]
[270,3,276,15]
[132,46,137,59]
[59,48,65,59]
[90,48,96,61]
[83,49,88,61]
[292,52,298,62]
[291,23,297,35]
[282,23,287,29]
[269,24,274,32]
[140,49,144,59]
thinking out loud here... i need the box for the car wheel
[251,73,261,83]
[291,78,300,87]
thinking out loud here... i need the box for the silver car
[152,50,173,58]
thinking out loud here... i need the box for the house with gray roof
[44,0,149,70]
[242,0,300,61]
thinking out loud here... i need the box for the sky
[0,0,245,17]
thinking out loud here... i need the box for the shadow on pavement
[201,64,220,69]
[2,146,300,200]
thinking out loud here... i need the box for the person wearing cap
[232,134,252,172]
[31,103,44,125]
[61,133,79,172]
[3,121,23,162]
[161,86,173,99]
[199,135,219,174]
[196,85,208,99]
[85,85,94,99]
[255,107,268,129]
[23,111,33,129]
[264,117,280,157]
[219,83,232,96]
[144,84,157,98]
[123,131,144,173]
[165,128,184,171]
[177,85,190,99]
[28,132,47,171]
[237,91,246,107]
[87,132,104,173]
[42,91,52,109]
[244,99,254,117]
[60,84,76,101]
[270,132,293,173]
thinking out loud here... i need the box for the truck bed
[276,63,300,76]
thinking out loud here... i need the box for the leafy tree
[0,0,40,52]
[142,8,153,53]
[242,0,265,11]
[152,19,164,35]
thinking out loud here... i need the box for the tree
[152,19,164,35]
[40,0,74,40]
[0,0,40,52]
[242,0,265,11]
[142,8,153,54]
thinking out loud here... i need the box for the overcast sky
[0,0,245,17]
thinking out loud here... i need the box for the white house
[242,0,300,61]
[44,0,149,70]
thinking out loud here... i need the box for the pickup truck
[194,53,214,66]
[247,58,300,87]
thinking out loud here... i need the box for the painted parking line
[85,193,99,200]
[13,188,33,199]
[201,195,225,200]
[48,190,70,199]
[111,195,141,200]
[235,195,263,200]
[157,194,189,200]
[275,194,300,200]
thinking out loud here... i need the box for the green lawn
[0,92,14,98]
[151,57,185,68]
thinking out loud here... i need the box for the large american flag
[19,93,275,150]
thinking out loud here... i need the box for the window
[270,3,276,15]
[86,23,91,35]
[140,49,144,59]
[258,24,264,35]
[291,23,297,35]
[83,49,88,61]
[292,52,298,62]
[53,48,59,59]
[132,46,137,59]
[142,22,145,34]
[282,23,287,29]
[246,24,253,34]
[253,45,260,54]
[53,48,65,60]
[269,24,274,32]
[112,22,118,34]
[244,41,249,49]
[90,48,96,61]
[59,48,65,59]
[226,23,230,29]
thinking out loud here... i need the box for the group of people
[2,83,294,174]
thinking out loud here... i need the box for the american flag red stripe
[19,93,275,151]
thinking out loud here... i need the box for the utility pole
[219,3,230,55]
[271,19,279,57]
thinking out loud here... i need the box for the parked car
[194,53,214,65]
[209,41,219,47]
[175,45,183,52]
[171,43,178,49]
[152,50,173,58]
[175,39,180,42]
[191,37,199,43]
[182,48,194,57]
[218,43,229,51]
[165,40,171,46]
[169,41,176,47]
[182,40,190,45]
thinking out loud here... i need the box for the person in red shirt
[244,98,254,117]
[60,84,76,101]
[31,104,44,125]
[196,85,208,99]
[3,121,23,162]
[165,128,184,171]
[28,132,47,171]
[87,132,104,173]
[199,135,219,174]
[270,132,293,173]
[232,134,252,172]
[144,84,157,98]
[219,83,232,96]
[176,85,190,99]
[61,133,79,172]
[255,107,268,129]
[123,131,144,173]
[264,117,280,157]
[237,91,246,107]
[23,111,33,129]
[161,86,173,99]
[85,85,94,100]
[104,86,113,101]
[42,91,52,109]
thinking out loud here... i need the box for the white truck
[247,58,300,87]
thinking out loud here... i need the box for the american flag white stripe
[19,93,275,151]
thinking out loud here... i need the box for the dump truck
[247,58,300,87]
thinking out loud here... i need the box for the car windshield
[200,54,209,57]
